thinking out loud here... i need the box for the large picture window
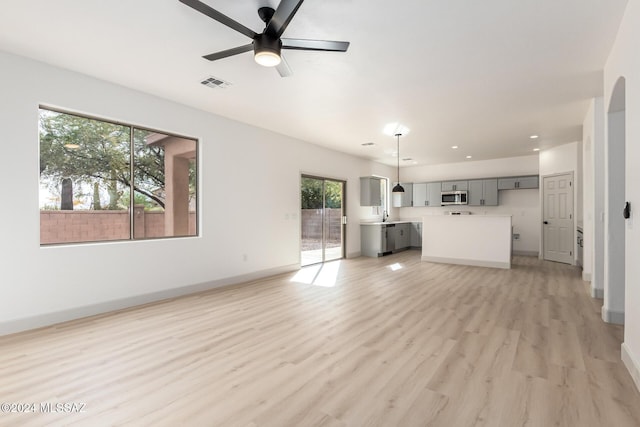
[39,108,198,245]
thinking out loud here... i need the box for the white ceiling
[0,0,628,167]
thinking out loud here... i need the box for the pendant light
[392,132,405,207]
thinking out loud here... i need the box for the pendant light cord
[396,133,400,184]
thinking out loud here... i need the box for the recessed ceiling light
[530,135,539,139]
[533,148,540,152]
[361,142,375,146]
[466,155,472,159]
[451,145,459,149]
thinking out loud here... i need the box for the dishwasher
[384,223,396,253]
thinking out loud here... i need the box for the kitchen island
[421,214,512,269]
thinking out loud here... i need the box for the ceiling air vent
[200,76,231,89]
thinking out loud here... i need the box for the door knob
[543,221,549,224]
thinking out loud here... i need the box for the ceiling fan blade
[203,44,254,61]
[265,0,305,39]
[276,55,293,77]
[179,0,257,39]
[282,38,350,52]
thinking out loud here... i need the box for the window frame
[38,105,200,246]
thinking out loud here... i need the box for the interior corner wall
[583,97,605,294]
[538,142,580,264]
[0,50,394,335]
[593,97,606,295]
[603,0,640,388]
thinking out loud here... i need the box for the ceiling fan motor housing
[254,33,282,57]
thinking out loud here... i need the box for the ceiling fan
[179,0,350,77]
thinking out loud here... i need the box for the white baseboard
[346,251,361,259]
[421,255,510,270]
[591,287,604,299]
[582,271,592,282]
[622,343,640,393]
[512,250,539,257]
[601,306,625,325]
[0,263,299,337]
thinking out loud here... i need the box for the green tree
[301,178,322,209]
[301,178,342,209]
[39,110,167,209]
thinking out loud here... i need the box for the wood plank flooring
[1,251,639,426]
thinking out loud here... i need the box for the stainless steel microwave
[441,190,468,205]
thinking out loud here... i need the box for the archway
[603,76,626,324]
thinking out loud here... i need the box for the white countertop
[360,220,414,225]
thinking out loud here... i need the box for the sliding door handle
[543,221,549,224]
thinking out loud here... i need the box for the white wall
[604,0,640,389]
[539,142,580,264]
[0,51,396,334]
[583,97,606,295]
[604,109,626,323]
[398,156,540,254]
[401,155,539,182]
[539,142,580,178]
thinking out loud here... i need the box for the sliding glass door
[301,176,345,266]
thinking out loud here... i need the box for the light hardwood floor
[1,251,639,426]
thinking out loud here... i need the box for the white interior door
[543,173,574,264]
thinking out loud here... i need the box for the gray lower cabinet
[361,225,386,257]
[361,223,412,257]
[441,180,468,191]
[410,222,422,247]
[396,223,411,249]
[360,177,382,206]
[497,175,539,190]
[412,182,442,207]
[468,179,498,206]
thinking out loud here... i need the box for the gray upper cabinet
[441,180,468,191]
[399,183,413,207]
[468,179,498,206]
[413,183,427,206]
[516,175,539,189]
[412,182,442,207]
[427,182,442,206]
[497,175,539,190]
[360,177,382,206]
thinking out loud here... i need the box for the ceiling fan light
[254,34,282,67]
[254,50,281,67]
